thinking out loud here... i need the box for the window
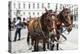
[17,10,20,14]
[23,2,25,9]
[28,3,30,9]
[42,3,44,8]
[14,11,16,15]
[23,12,25,15]
[37,3,39,9]
[33,3,35,9]
[74,16,77,21]
[60,4,63,10]
[48,3,50,8]
[14,3,16,8]
[37,12,39,15]
[28,12,31,16]
[33,12,35,15]
[55,3,58,11]
[18,3,20,9]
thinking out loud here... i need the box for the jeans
[14,28,21,41]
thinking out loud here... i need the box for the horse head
[59,7,73,33]
[41,8,57,35]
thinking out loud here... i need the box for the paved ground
[59,28,78,50]
[9,27,78,53]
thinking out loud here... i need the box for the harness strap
[56,29,67,40]
[38,18,46,38]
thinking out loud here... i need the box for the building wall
[9,1,78,21]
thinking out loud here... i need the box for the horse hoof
[57,49,59,50]
[50,48,53,51]
[32,50,38,52]
[43,49,46,51]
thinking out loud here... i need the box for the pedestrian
[13,17,23,41]
[23,18,27,28]
[8,18,11,42]
[13,18,16,29]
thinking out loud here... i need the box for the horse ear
[45,8,48,12]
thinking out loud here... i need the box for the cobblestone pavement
[10,27,78,53]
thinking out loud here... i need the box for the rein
[38,18,46,38]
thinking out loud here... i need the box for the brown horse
[57,7,73,32]
[49,7,73,50]
[26,9,58,51]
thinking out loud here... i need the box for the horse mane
[57,8,70,19]
[57,10,65,22]
[40,12,48,32]
[40,12,48,22]
[40,9,53,23]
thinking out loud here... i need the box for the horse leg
[43,40,46,51]
[56,43,59,50]
[36,40,39,51]
[33,41,36,51]
[47,38,50,49]
[50,37,55,50]
[31,38,34,45]
[33,39,38,51]
[47,42,49,49]
[50,44,54,50]
[56,35,60,50]
[27,32,30,45]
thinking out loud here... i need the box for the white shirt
[15,20,20,26]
